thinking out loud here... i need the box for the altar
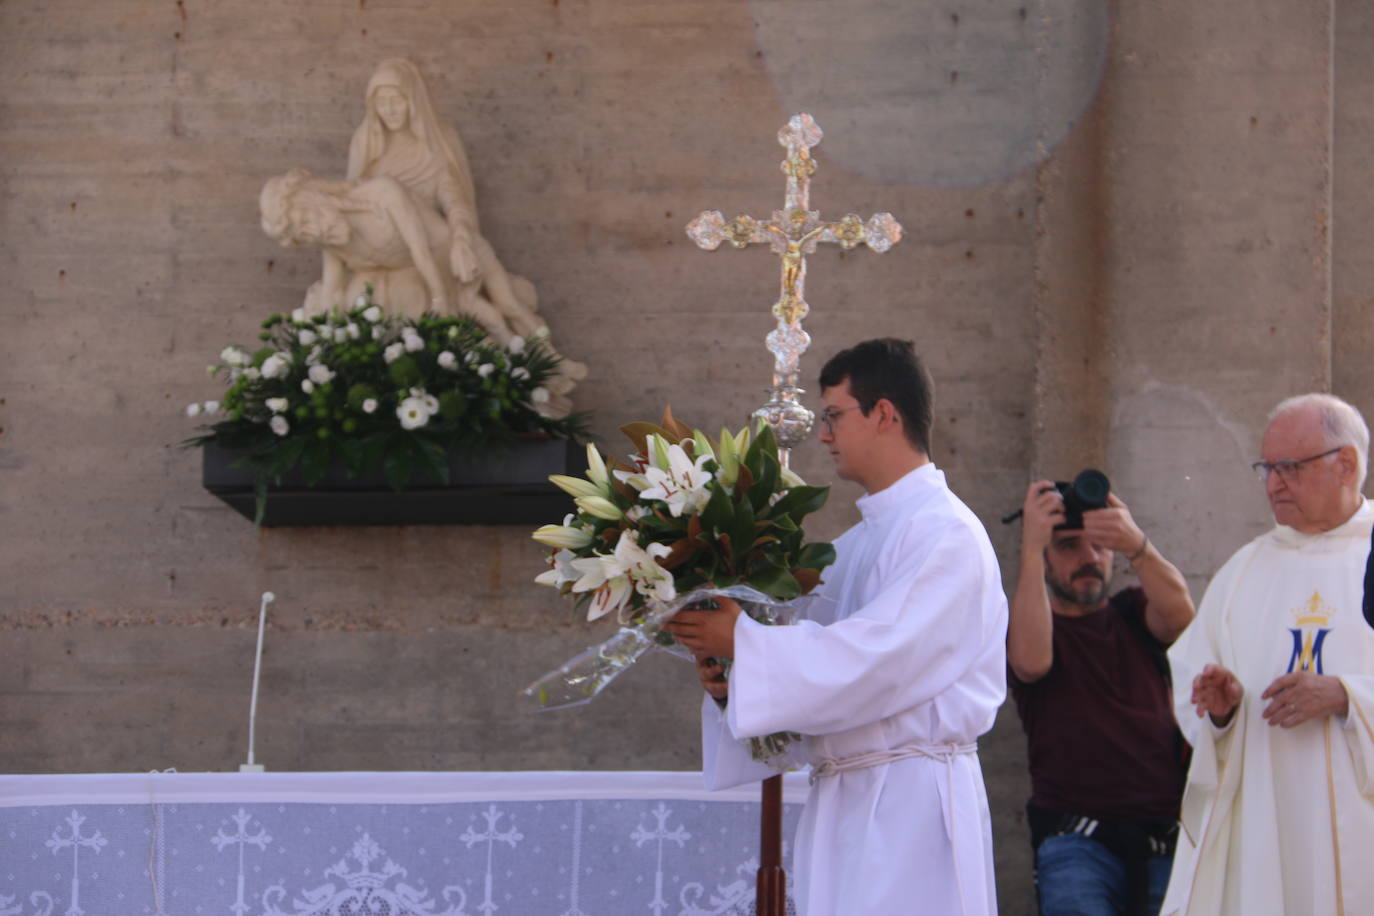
[0,770,806,915]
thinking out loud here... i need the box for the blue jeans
[1036,833,1172,916]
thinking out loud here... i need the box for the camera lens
[1072,469,1110,506]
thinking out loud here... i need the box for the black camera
[1001,469,1111,529]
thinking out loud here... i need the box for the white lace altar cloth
[0,771,803,916]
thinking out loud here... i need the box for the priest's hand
[664,596,743,659]
[1261,671,1349,727]
[1192,663,1243,727]
[694,653,729,702]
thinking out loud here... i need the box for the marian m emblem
[1286,591,1335,674]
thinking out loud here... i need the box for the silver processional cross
[685,112,903,916]
[686,113,903,461]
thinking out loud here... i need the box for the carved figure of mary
[344,59,542,344]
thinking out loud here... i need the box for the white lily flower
[362,398,378,414]
[185,403,202,417]
[383,342,406,364]
[638,440,715,517]
[508,335,526,354]
[780,466,806,488]
[531,387,550,404]
[270,415,290,436]
[625,505,650,522]
[586,444,610,489]
[363,305,382,323]
[532,521,595,550]
[575,495,623,521]
[265,397,289,414]
[534,548,581,588]
[549,474,604,500]
[298,328,317,346]
[715,427,741,488]
[437,351,458,370]
[307,364,335,385]
[512,367,530,381]
[396,397,430,430]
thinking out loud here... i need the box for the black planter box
[202,438,579,526]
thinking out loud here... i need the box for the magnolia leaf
[769,485,830,522]
[620,421,675,455]
[660,537,703,570]
[749,565,801,601]
[733,462,755,498]
[791,567,822,594]
[797,541,838,572]
[659,405,694,442]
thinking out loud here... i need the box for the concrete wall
[0,1,1364,911]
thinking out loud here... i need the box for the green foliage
[185,291,589,523]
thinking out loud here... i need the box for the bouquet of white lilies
[525,409,835,758]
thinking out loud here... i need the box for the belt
[809,741,977,784]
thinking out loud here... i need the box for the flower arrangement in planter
[186,292,586,523]
[524,409,836,762]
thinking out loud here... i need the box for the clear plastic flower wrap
[523,584,806,768]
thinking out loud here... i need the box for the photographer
[1008,477,1195,916]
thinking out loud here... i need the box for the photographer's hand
[1008,480,1064,683]
[1021,479,1065,552]
[1081,493,1146,556]
[1083,493,1196,644]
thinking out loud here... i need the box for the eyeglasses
[819,405,862,435]
[1251,446,1343,483]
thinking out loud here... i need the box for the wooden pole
[757,773,787,914]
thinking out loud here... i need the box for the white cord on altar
[241,591,274,773]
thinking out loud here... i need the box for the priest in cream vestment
[1163,394,1374,916]
[668,340,1007,916]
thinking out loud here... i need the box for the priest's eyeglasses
[1251,446,1343,483]
[819,406,862,435]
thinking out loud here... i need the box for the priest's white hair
[1269,392,1369,487]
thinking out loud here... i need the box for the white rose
[308,364,335,385]
[185,403,202,417]
[372,326,385,340]
[531,387,550,404]
[507,335,526,354]
[260,354,288,379]
[298,328,317,346]
[270,415,290,436]
[396,397,430,430]
[204,400,220,414]
[291,308,308,324]
[305,346,322,365]
[354,293,369,309]
[333,328,348,344]
[301,379,314,394]
[265,397,289,413]
[383,342,406,363]
[363,306,382,323]
[362,398,378,414]
[244,367,261,381]
[346,323,360,340]
[465,351,480,366]
[220,346,247,366]
[437,351,457,370]
[511,367,530,381]
[403,332,425,352]
[477,363,495,379]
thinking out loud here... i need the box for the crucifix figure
[685,112,903,916]
[687,113,902,459]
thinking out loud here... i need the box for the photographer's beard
[1045,562,1110,609]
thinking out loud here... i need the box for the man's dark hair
[818,338,933,453]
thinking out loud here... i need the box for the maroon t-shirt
[1010,587,1185,820]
